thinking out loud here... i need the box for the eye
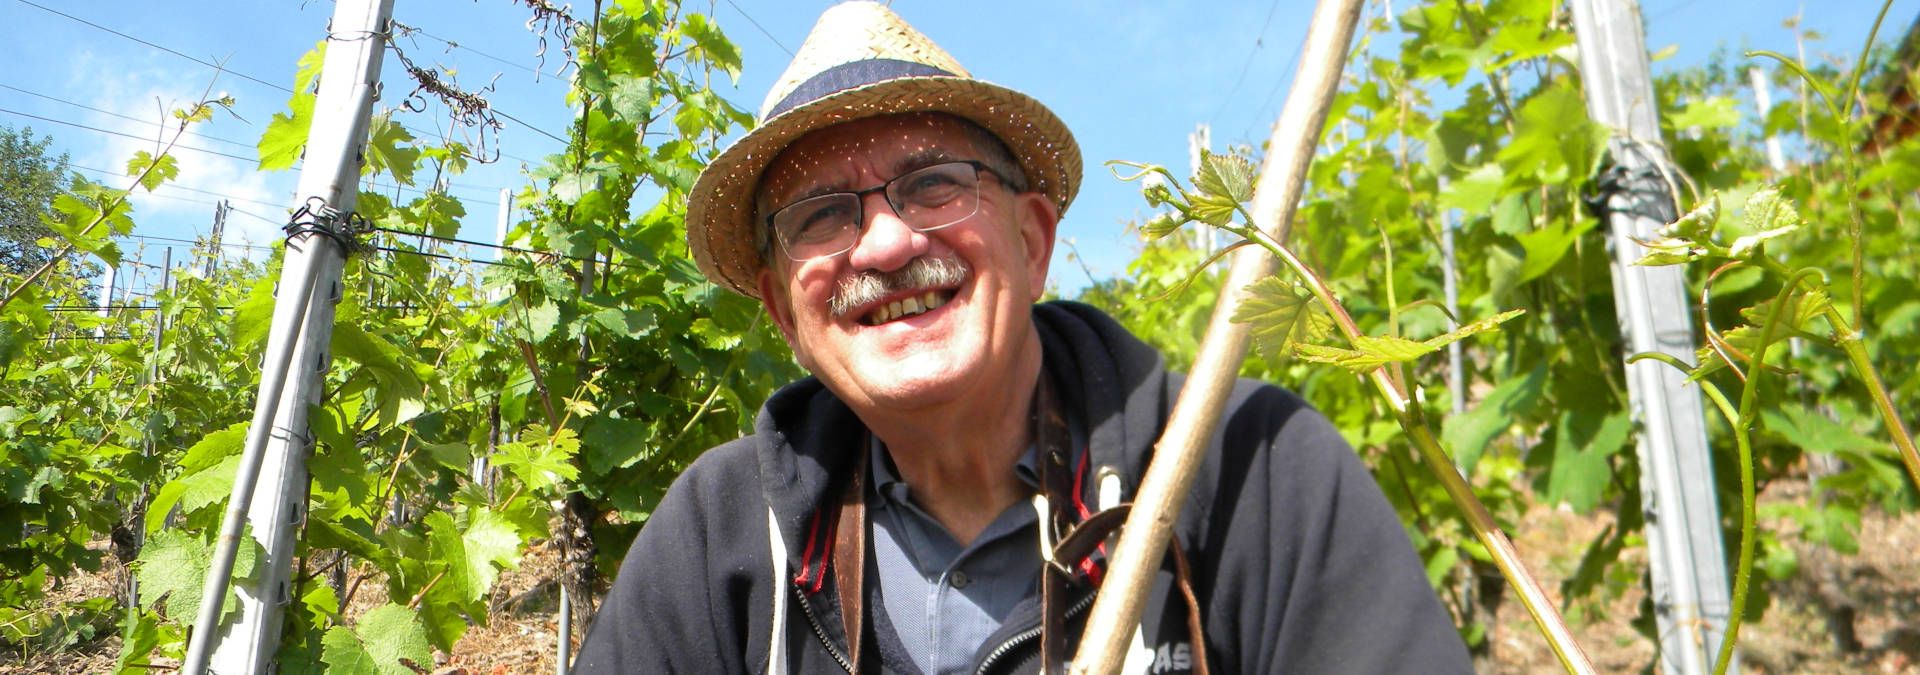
[897,165,968,206]
[779,196,856,243]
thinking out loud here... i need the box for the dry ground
[8,486,1918,674]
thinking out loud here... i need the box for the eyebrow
[890,148,962,176]
[777,148,967,206]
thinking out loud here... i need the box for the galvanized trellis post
[94,263,115,339]
[185,0,395,672]
[206,200,229,278]
[1570,1,1736,673]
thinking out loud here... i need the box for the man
[575,3,1471,673]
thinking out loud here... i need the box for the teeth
[865,291,951,325]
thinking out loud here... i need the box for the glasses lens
[773,193,860,261]
[888,163,981,233]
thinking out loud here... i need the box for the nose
[845,190,930,272]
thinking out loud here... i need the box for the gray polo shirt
[868,437,1043,675]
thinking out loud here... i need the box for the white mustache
[829,257,970,318]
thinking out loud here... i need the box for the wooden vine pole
[1069,0,1595,671]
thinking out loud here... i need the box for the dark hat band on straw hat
[765,59,958,119]
[684,1,1082,299]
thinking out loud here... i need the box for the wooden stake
[1068,0,1366,670]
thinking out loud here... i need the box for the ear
[1013,192,1060,301]
[757,265,800,348]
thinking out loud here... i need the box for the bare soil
[8,489,1918,674]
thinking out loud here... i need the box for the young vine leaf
[1289,309,1523,372]
[1194,150,1257,204]
[1232,276,1332,366]
[1729,188,1801,258]
[125,151,181,192]
[1293,334,1439,371]
[491,426,581,492]
[1423,308,1526,350]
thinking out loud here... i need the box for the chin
[840,349,980,409]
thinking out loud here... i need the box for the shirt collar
[868,433,1042,508]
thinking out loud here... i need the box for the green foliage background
[1075,0,1918,652]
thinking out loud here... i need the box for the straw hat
[685,1,1082,298]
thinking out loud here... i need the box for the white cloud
[65,51,295,252]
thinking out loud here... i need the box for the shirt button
[949,571,971,589]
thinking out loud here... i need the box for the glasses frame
[765,160,1002,262]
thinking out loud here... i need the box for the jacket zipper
[793,583,855,673]
[973,590,1098,675]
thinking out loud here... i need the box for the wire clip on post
[284,197,371,254]
[1582,141,1682,230]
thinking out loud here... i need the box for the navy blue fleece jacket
[574,301,1471,674]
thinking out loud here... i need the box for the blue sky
[2,0,1914,300]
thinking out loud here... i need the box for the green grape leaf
[305,518,388,565]
[135,529,260,627]
[258,90,314,172]
[308,429,374,507]
[1231,276,1332,366]
[114,605,167,673]
[1668,96,1742,130]
[1186,193,1240,226]
[233,276,278,351]
[332,323,427,419]
[180,422,248,473]
[145,455,241,533]
[364,115,420,186]
[1496,82,1601,183]
[517,300,563,343]
[1194,151,1256,204]
[1730,188,1801,257]
[584,415,658,474]
[1760,405,1887,457]
[493,427,581,492]
[1689,324,1785,382]
[424,510,522,606]
[1485,245,1523,303]
[1293,335,1438,372]
[1631,236,1710,267]
[682,13,743,82]
[590,307,658,337]
[552,170,599,205]
[1516,220,1588,283]
[1437,163,1506,214]
[124,151,180,192]
[1737,287,1830,334]
[1139,212,1186,241]
[1661,193,1720,241]
[320,604,434,675]
[1540,409,1631,512]
[1442,364,1548,474]
[1422,309,1525,350]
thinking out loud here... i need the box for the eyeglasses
[767,160,1001,262]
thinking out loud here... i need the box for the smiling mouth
[861,290,955,326]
